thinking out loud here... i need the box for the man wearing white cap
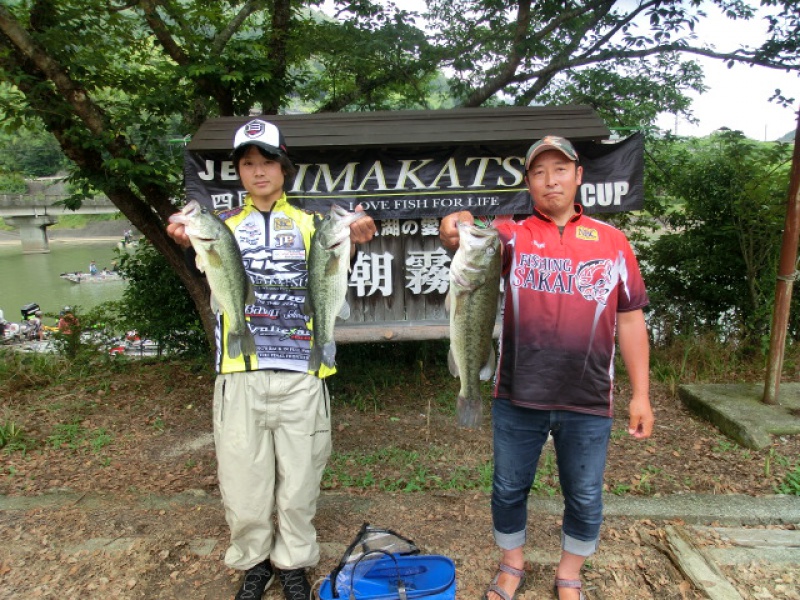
[168,118,376,600]
[440,135,653,600]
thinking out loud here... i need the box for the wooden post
[763,105,800,405]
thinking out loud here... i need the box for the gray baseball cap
[524,135,578,169]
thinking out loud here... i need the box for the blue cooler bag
[318,524,456,600]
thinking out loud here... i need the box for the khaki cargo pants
[213,369,331,571]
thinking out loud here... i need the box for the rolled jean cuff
[494,528,526,551]
[562,532,599,557]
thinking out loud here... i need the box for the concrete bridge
[0,194,119,253]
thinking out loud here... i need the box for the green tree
[641,131,794,350]
[0,0,797,349]
[425,0,799,126]
[0,124,69,177]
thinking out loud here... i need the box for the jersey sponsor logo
[274,233,297,247]
[282,308,308,321]
[273,217,294,231]
[217,206,244,220]
[237,221,262,246]
[250,324,311,341]
[253,292,305,305]
[576,226,599,241]
[575,259,614,305]
[273,249,305,261]
[242,251,308,275]
[513,253,575,294]
[246,306,280,319]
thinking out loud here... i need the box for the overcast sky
[653,6,799,141]
[323,1,798,141]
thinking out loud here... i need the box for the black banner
[184,132,644,218]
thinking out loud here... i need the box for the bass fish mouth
[327,240,347,251]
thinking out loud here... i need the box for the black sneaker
[279,568,312,600]
[235,559,275,600]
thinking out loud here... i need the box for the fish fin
[210,293,222,314]
[456,394,483,429]
[447,346,459,377]
[479,344,496,381]
[246,280,256,305]
[194,254,206,274]
[322,341,337,368]
[226,329,256,360]
[324,253,339,276]
[337,300,350,321]
[206,246,223,269]
[226,333,242,359]
[239,328,257,357]
[307,344,322,373]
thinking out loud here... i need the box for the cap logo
[244,120,265,138]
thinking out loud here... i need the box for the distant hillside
[777,129,796,143]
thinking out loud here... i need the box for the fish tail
[240,330,257,356]
[321,340,337,368]
[227,330,256,360]
[456,393,483,429]
[308,344,322,373]
[226,335,242,359]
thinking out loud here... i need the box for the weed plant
[648,333,800,386]
[0,419,29,454]
[328,340,454,412]
[776,464,800,495]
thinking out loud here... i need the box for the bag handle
[331,523,418,598]
[348,549,407,600]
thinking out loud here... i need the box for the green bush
[0,172,27,193]
[641,132,795,350]
[116,241,208,358]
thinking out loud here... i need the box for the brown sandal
[483,563,526,600]
[553,577,586,599]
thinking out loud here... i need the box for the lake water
[0,241,125,326]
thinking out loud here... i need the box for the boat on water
[2,326,161,358]
[60,271,124,284]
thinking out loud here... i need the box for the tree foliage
[0,0,797,348]
[640,131,796,350]
[0,124,68,177]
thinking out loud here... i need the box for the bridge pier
[4,215,58,253]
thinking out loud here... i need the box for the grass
[46,421,113,453]
[2,338,800,496]
[0,419,30,454]
[323,445,495,493]
[775,464,800,495]
[48,213,122,231]
[323,444,563,496]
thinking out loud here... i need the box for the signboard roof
[186,105,611,151]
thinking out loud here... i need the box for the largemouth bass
[447,222,502,428]
[169,200,256,359]
[305,204,368,371]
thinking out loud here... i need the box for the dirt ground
[1,356,798,599]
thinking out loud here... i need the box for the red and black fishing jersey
[492,205,649,417]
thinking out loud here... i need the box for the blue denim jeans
[491,398,612,557]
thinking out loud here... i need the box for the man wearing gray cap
[440,135,653,600]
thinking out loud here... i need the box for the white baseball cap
[232,119,288,157]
